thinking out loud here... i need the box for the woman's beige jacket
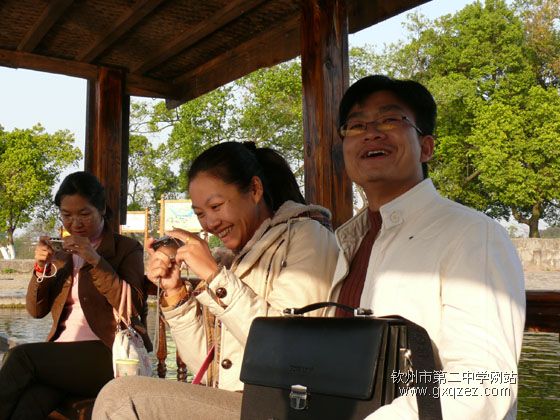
[163,200,339,391]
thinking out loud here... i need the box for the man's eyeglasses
[339,114,424,138]
[60,214,94,224]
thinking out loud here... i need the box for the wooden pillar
[301,0,352,229]
[85,67,130,231]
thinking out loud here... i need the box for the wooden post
[159,197,165,237]
[144,207,150,247]
[85,67,128,232]
[301,0,352,229]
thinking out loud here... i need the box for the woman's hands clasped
[146,228,219,295]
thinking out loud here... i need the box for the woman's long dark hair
[187,142,305,211]
[54,171,112,220]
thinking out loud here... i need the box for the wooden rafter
[17,0,74,52]
[0,47,97,79]
[347,0,430,33]
[0,48,177,99]
[77,0,166,63]
[132,0,267,75]
[168,15,300,108]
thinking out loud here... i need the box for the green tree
[0,124,81,249]
[237,60,304,179]
[130,50,381,200]
[377,0,560,237]
[127,134,178,210]
[161,86,238,191]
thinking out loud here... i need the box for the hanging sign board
[121,211,148,233]
[160,199,201,233]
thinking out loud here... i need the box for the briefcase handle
[283,301,373,316]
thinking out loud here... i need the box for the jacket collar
[233,200,332,277]
[89,223,116,260]
[378,178,439,229]
[336,179,439,257]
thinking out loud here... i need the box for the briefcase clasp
[289,384,308,410]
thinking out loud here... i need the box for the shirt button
[221,359,232,369]
[216,287,227,299]
[390,212,401,223]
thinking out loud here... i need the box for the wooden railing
[525,290,560,334]
[149,289,560,381]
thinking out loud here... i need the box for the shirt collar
[378,179,438,229]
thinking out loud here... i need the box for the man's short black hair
[338,75,437,178]
[339,75,437,134]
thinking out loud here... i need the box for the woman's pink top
[55,224,105,342]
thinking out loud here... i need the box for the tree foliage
[375,0,560,237]
[128,0,559,236]
[0,124,81,247]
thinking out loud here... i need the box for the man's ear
[420,135,435,163]
[250,176,265,204]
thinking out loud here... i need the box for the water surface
[0,308,558,417]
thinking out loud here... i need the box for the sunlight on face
[59,194,104,238]
[189,172,269,252]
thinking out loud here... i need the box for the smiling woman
[0,171,151,419]
[92,142,339,418]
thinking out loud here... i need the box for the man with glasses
[328,75,525,419]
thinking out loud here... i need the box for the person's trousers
[0,340,113,420]
[92,376,243,419]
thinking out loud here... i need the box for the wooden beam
[120,94,131,226]
[165,1,432,106]
[77,0,165,63]
[86,68,127,232]
[132,0,267,75]
[85,80,96,173]
[168,15,300,108]
[127,74,179,99]
[301,0,352,229]
[0,48,176,99]
[17,0,74,52]
[0,47,97,80]
[347,0,431,34]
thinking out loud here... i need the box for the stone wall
[512,238,560,271]
[0,259,34,273]
[1,240,559,272]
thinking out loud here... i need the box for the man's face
[342,90,434,201]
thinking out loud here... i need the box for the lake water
[0,308,558,418]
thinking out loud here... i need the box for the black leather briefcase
[240,302,442,420]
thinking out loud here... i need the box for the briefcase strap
[404,320,443,420]
[284,301,373,316]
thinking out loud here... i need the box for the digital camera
[151,236,184,253]
[49,237,65,252]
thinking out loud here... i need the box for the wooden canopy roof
[0,0,427,107]
[1,0,429,230]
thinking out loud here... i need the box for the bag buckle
[400,348,414,388]
[354,308,373,317]
[289,384,308,410]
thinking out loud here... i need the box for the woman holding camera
[0,171,151,419]
[93,142,338,418]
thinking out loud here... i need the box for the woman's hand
[34,236,55,269]
[146,237,183,295]
[167,229,219,281]
[63,235,101,266]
